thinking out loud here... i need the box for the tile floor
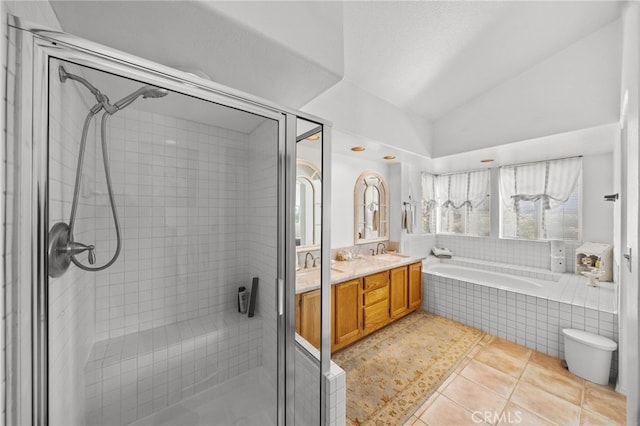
[404,334,626,426]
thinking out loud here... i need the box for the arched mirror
[354,171,388,244]
[296,159,321,248]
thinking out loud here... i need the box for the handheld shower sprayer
[113,86,169,111]
[48,65,168,277]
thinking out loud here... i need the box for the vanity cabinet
[333,278,363,351]
[389,266,408,318]
[296,289,321,349]
[408,262,423,310]
[296,260,423,353]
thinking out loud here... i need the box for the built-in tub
[426,263,547,295]
[423,260,619,380]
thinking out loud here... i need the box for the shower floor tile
[130,367,276,426]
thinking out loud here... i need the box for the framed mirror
[354,171,388,244]
[296,159,321,248]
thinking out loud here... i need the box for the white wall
[303,80,433,158]
[433,19,622,157]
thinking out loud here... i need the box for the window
[421,173,437,233]
[436,170,491,237]
[500,157,582,240]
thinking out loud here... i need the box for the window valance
[500,157,582,212]
[437,169,490,210]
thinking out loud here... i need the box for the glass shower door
[46,57,283,426]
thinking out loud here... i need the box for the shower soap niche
[575,242,613,283]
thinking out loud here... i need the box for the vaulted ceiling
[50,1,624,161]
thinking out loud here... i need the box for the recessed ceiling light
[306,133,321,141]
[383,155,396,160]
[351,146,365,152]
[480,159,494,163]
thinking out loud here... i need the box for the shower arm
[59,65,118,114]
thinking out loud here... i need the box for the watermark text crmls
[472,410,523,424]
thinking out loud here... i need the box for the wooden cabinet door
[363,299,389,333]
[334,279,362,348]
[408,262,422,310]
[389,266,408,318]
[298,289,321,349]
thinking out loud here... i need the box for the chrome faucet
[304,252,316,269]
[376,242,387,255]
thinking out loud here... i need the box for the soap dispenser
[238,286,249,314]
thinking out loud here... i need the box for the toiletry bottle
[238,286,249,314]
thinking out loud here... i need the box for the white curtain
[437,169,490,210]
[500,157,582,212]
[421,173,437,210]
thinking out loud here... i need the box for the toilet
[562,328,617,385]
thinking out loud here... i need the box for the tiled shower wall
[83,105,271,424]
[93,107,251,341]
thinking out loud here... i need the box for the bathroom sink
[296,266,344,277]
[373,253,411,262]
[296,268,320,277]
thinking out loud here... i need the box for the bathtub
[425,263,549,296]
[422,260,618,380]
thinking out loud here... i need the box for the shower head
[113,86,169,111]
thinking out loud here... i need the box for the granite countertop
[295,253,424,294]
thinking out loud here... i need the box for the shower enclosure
[5,16,331,426]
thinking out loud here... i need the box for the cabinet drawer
[363,300,389,332]
[363,271,389,291]
[363,285,388,306]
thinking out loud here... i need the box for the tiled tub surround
[437,234,582,273]
[423,260,619,381]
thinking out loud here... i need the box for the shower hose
[68,109,122,271]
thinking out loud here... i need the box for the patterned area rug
[332,310,484,425]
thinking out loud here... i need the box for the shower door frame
[8,14,332,426]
